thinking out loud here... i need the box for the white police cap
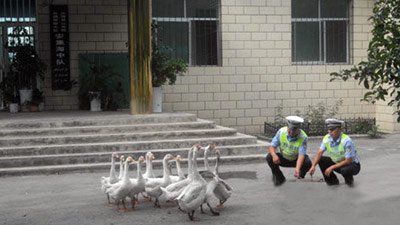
[285,116,304,129]
[325,118,344,129]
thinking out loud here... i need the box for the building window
[291,0,350,64]
[0,0,37,23]
[153,0,220,66]
[7,26,35,60]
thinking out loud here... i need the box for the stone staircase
[0,112,269,176]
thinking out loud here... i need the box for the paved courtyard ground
[1,134,399,225]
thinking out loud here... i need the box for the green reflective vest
[279,127,307,161]
[323,133,349,163]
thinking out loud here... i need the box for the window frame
[291,0,351,65]
[152,0,221,66]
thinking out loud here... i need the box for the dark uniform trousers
[318,156,361,185]
[266,153,312,182]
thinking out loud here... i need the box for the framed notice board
[50,5,70,90]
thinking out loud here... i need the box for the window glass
[153,0,219,66]
[291,0,349,64]
[7,26,35,60]
[292,0,318,18]
[157,21,189,63]
[326,21,347,63]
[186,0,218,18]
[321,0,349,18]
[292,22,320,62]
[191,20,218,65]
[152,0,184,17]
[0,0,36,22]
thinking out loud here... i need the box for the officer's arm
[311,149,323,168]
[268,145,278,157]
[295,154,305,173]
[331,157,352,170]
[268,130,280,157]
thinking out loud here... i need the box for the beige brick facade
[35,0,399,134]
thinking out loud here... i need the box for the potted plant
[151,24,187,112]
[78,57,122,111]
[9,27,46,108]
[28,88,45,112]
[0,70,19,113]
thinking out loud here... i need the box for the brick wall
[38,0,380,134]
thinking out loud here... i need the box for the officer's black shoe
[326,178,339,186]
[345,176,354,187]
[273,175,286,186]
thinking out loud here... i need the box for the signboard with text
[50,5,70,90]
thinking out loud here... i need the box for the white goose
[213,149,233,208]
[143,152,155,179]
[118,155,125,180]
[199,144,221,216]
[128,155,146,208]
[176,145,207,221]
[106,156,134,211]
[170,155,186,183]
[101,152,119,204]
[144,153,175,207]
[159,147,194,203]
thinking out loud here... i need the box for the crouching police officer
[309,118,361,186]
[266,116,312,186]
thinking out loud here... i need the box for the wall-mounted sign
[50,5,70,90]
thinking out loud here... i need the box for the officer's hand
[272,155,280,164]
[309,166,315,176]
[324,167,333,177]
[294,169,300,178]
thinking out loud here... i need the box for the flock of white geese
[100,144,233,221]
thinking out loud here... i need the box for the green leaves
[330,0,400,120]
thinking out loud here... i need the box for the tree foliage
[330,0,400,121]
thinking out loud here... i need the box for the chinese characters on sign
[50,5,70,90]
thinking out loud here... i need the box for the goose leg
[153,198,161,208]
[207,203,220,216]
[188,210,195,221]
[216,200,226,209]
[106,194,110,204]
[131,197,136,209]
[200,204,205,214]
[121,199,128,212]
[115,200,120,210]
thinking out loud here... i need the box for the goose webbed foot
[216,200,226,209]
[119,199,129,212]
[207,203,220,216]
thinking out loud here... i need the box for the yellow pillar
[128,0,152,114]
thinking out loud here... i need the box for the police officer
[309,118,361,186]
[266,116,312,186]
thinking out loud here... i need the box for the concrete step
[0,120,215,137]
[0,154,267,177]
[0,126,236,147]
[0,112,197,129]
[0,143,267,168]
[0,133,259,157]
[0,112,271,177]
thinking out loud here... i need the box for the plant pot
[9,103,18,113]
[19,89,32,105]
[152,86,162,113]
[30,104,39,112]
[38,102,45,111]
[89,91,101,112]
